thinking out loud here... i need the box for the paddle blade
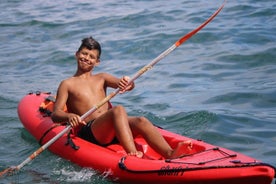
[175,0,226,47]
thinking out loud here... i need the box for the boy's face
[76,47,100,70]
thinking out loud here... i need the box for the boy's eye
[80,51,98,60]
[89,55,96,60]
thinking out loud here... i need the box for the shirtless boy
[51,36,191,158]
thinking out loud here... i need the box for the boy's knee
[112,105,126,115]
[137,116,147,123]
[136,116,152,127]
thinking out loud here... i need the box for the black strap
[39,107,52,117]
[65,129,80,150]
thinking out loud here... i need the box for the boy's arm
[51,81,86,127]
[103,73,135,92]
[51,81,70,123]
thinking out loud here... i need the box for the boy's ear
[95,59,101,66]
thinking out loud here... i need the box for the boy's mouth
[80,59,92,66]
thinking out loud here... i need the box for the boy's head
[77,37,101,58]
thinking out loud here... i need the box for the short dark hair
[77,37,101,58]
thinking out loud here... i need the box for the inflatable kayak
[18,91,275,184]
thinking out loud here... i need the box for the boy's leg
[91,106,142,156]
[128,116,192,159]
[128,116,173,157]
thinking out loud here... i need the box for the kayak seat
[165,137,206,155]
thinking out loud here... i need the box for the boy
[51,36,191,158]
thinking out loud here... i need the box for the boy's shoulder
[59,77,77,87]
[94,72,112,79]
[59,72,113,85]
[94,72,107,76]
[62,77,75,83]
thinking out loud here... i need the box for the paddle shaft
[1,1,226,176]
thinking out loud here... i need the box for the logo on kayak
[158,165,185,176]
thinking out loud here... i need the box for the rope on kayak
[38,123,80,150]
[165,147,237,165]
[38,124,61,145]
[118,156,275,175]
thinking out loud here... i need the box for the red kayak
[18,91,275,184]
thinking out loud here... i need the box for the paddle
[0,1,225,177]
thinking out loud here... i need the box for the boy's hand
[68,113,86,128]
[119,76,134,93]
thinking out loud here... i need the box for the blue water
[0,0,275,183]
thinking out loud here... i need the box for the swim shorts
[78,120,118,146]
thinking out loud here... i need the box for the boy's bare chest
[70,79,105,101]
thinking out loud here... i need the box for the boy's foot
[127,151,143,158]
[169,140,193,159]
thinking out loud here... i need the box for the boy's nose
[85,55,90,60]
